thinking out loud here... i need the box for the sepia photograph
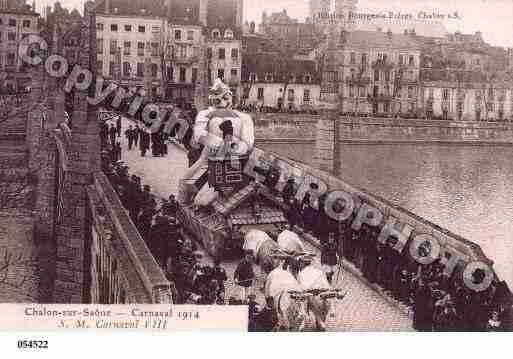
[0,0,512,335]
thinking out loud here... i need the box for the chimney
[166,0,172,19]
[250,21,255,34]
[199,0,208,26]
[105,0,110,14]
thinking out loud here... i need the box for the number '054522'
[17,340,48,349]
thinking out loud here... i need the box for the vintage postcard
[0,0,512,338]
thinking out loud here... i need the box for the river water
[259,141,513,288]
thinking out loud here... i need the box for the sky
[37,0,513,47]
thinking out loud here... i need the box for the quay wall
[253,113,513,145]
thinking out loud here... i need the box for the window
[385,70,390,82]
[350,52,356,64]
[151,42,159,56]
[97,23,104,31]
[399,54,403,65]
[97,39,103,54]
[137,63,144,77]
[265,73,273,82]
[137,42,145,56]
[217,68,225,80]
[374,69,379,81]
[151,63,158,78]
[0,32,3,43]
[212,29,220,39]
[175,30,182,40]
[442,88,449,100]
[109,61,115,76]
[138,25,145,33]
[303,89,310,102]
[7,52,15,66]
[179,67,186,82]
[231,68,238,77]
[192,46,200,58]
[359,86,365,97]
[152,26,160,33]
[218,48,225,60]
[350,68,355,80]
[487,102,494,112]
[409,55,414,66]
[167,66,174,81]
[110,40,118,55]
[23,20,31,28]
[8,19,16,27]
[257,87,264,100]
[97,60,103,72]
[488,88,494,99]
[111,24,118,32]
[206,48,212,59]
[192,68,198,83]
[225,29,234,39]
[187,30,194,40]
[323,71,337,82]
[249,73,257,82]
[123,62,130,77]
[305,74,311,83]
[6,31,16,42]
[231,48,238,59]
[361,53,367,65]
[123,41,131,55]
[408,86,415,99]
[178,44,187,58]
[288,89,295,101]
[349,85,354,97]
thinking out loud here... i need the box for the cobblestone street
[117,117,413,331]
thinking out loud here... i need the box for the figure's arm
[192,110,210,149]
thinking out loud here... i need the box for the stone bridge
[0,5,173,304]
[0,4,510,330]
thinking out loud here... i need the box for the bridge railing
[87,171,173,304]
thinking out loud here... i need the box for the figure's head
[209,78,232,109]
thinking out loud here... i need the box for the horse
[264,267,315,331]
[297,265,346,331]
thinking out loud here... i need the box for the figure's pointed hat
[208,78,232,99]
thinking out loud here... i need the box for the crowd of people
[235,103,319,115]
[98,94,511,331]
[261,172,511,331]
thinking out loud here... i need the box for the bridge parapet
[87,172,173,304]
[255,148,498,281]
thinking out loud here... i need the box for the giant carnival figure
[178,78,254,206]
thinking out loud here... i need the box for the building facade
[0,0,38,92]
[95,6,165,98]
[331,30,421,116]
[164,23,203,103]
[242,53,320,109]
[206,27,242,102]
[422,71,513,121]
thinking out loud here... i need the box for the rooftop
[340,30,421,51]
